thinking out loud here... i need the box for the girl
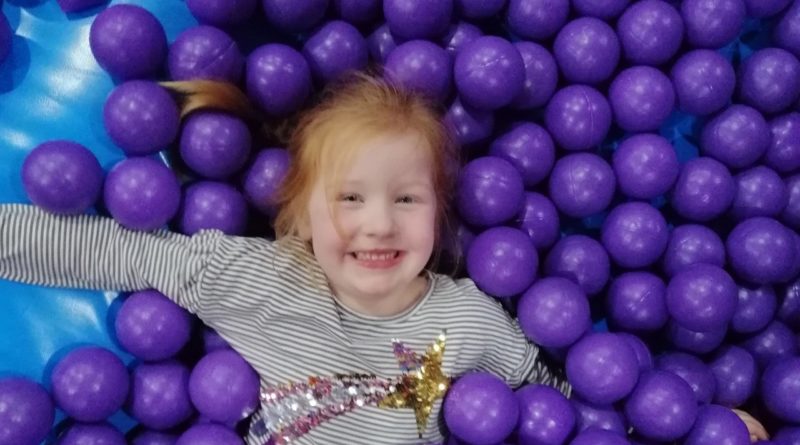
[0,73,570,445]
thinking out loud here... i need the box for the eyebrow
[340,179,432,188]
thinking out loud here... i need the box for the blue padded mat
[0,0,198,433]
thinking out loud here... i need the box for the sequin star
[380,332,450,437]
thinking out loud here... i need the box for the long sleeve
[475,295,572,397]
[0,203,223,310]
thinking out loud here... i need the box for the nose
[363,200,396,238]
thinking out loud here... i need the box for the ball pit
[3,0,800,443]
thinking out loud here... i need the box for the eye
[397,195,416,204]
[337,193,362,203]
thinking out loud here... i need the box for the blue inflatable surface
[0,0,198,433]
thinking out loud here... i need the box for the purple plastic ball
[554,17,620,84]
[189,350,259,424]
[241,148,290,218]
[601,202,669,269]
[0,377,54,445]
[624,370,698,441]
[179,111,252,180]
[671,49,736,116]
[666,320,727,354]
[516,384,575,445]
[666,263,737,332]
[739,48,800,115]
[261,0,327,33]
[731,166,788,220]
[670,157,735,222]
[732,285,777,334]
[367,23,397,63]
[505,0,569,41]
[518,277,591,348]
[764,112,800,174]
[681,0,746,48]
[544,235,610,297]
[617,0,684,66]
[385,40,452,103]
[775,1,800,59]
[761,357,800,423]
[168,26,243,82]
[333,0,381,25]
[203,327,232,354]
[441,21,483,59]
[454,36,525,110]
[613,133,679,199]
[89,5,167,80]
[0,13,10,66]
[103,158,181,231]
[384,0,452,40]
[571,397,627,435]
[51,347,129,422]
[515,192,560,250]
[656,352,716,404]
[454,0,505,19]
[566,332,640,405]
[545,85,612,151]
[779,278,800,329]
[745,0,791,17]
[573,428,631,445]
[741,320,799,369]
[466,227,537,298]
[303,20,368,84]
[700,104,770,169]
[127,361,194,430]
[186,0,257,26]
[549,153,615,218]
[607,272,668,332]
[609,66,675,132]
[619,333,654,373]
[444,97,494,148]
[103,81,180,156]
[130,429,178,445]
[246,44,312,117]
[115,290,192,361]
[177,424,242,445]
[22,140,103,215]
[663,224,726,278]
[572,0,629,19]
[727,217,796,284]
[57,423,126,445]
[783,174,800,230]
[444,373,519,445]
[510,42,557,110]
[55,0,105,12]
[178,181,248,235]
[489,122,554,188]
[684,405,750,445]
[457,156,524,227]
[709,345,757,406]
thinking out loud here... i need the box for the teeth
[355,251,397,261]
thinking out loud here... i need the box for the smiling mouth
[352,251,399,261]
[350,250,402,268]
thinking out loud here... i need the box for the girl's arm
[474,296,571,397]
[0,203,222,312]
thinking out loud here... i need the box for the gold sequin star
[379,332,450,437]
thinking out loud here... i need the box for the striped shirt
[0,204,570,445]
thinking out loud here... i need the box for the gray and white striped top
[0,204,569,445]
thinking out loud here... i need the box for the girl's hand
[732,409,769,442]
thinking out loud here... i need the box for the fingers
[732,409,769,442]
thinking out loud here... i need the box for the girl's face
[305,131,437,316]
